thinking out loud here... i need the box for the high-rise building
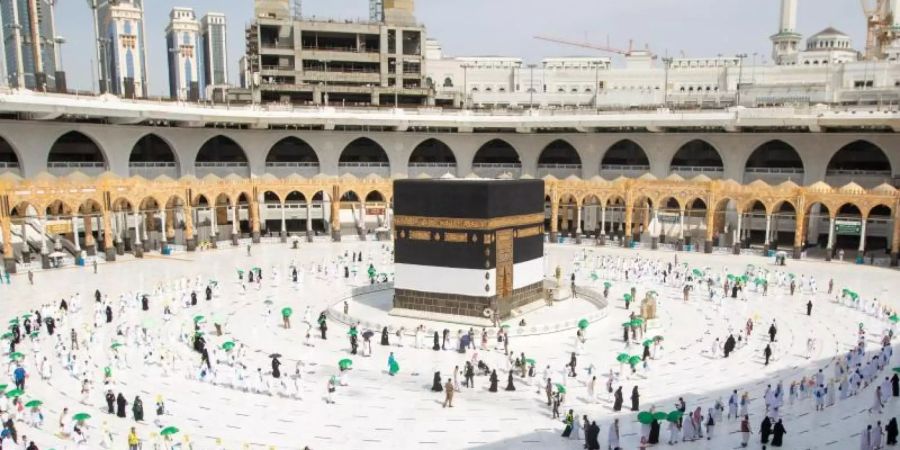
[0,0,65,91]
[166,7,202,101]
[94,0,149,98]
[201,12,228,95]
[245,0,430,106]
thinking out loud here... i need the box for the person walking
[806,300,813,316]
[764,344,772,366]
[442,379,454,408]
[740,415,752,447]
[127,427,140,450]
[770,419,786,447]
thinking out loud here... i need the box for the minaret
[770,0,802,65]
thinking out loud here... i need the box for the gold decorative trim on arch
[393,213,544,231]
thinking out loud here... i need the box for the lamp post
[662,57,673,107]
[735,53,747,106]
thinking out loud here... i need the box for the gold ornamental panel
[393,213,545,231]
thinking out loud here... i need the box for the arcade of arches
[0,176,897,274]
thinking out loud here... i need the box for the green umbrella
[654,335,664,342]
[622,322,633,328]
[221,341,235,351]
[577,319,589,330]
[103,367,112,377]
[24,400,41,408]
[347,328,358,337]
[9,352,23,361]
[28,331,38,338]
[642,339,654,347]
[667,411,684,423]
[637,411,654,424]
[628,356,641,367]
[0,385,8,392]
[692,269,703,277]
[630,318,644,327]
[281,307,293,318]
[726,274,735,281]
[891,315,899,324]
[525,358,536,365]
[893,367,900,373]
[653,411,667,421]
[339,359,353,370]
[193,315,205,323]
[160,426,179,436]
[20,314,31,319]
[5,389,22,398]
[616,353,630,363]
[624,294,633,302]
[72,412,91,421]
[555,383,567,394]
[501,324,511,329]
[110,342,123,350]
[603,281,612,289]
[0,333,13,340]
[7,319,17,326]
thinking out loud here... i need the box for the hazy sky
[54,0,866,96]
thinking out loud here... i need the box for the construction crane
[860,0,895,59]
[533,35,654,58]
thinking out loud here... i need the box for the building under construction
[245,0,430,106]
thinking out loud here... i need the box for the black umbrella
[269,353,282,358]
[362,330,375,339]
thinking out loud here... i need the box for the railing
[538,163,582,169]
[670,165,724,173]
[601,164,651,171]
[260,42,294,49]
[47,162,105,168]
[194,162,249,168]
[0,162,19,168]
[338,162,390,168]
[408,162,456,168]
[304,67,380,74]
[301,45,379,54]
[826,169,892,176]
[261,65,295,71]
[265,162,320,168]
[129,162,176,168]
[745,167,804,174]
[472,163,522,168]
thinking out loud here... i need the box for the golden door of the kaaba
[495,229,514,298]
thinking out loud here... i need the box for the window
[443,77,453,87]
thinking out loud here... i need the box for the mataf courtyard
[0,240,897,450]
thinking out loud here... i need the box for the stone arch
[538,140,582,166]
[473,139,521,165]
[601,139,650,172]
[670,139,724,176]
[195,135,249,177]
[129,134,179,177]
[339,138,390,176]
[408,138,457,177]
[0,134,22,175]
[744,140,804,178]
[266,137,320,177]
[47,131,108,175]
[827,140,892,174]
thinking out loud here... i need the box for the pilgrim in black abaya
[432,332,440,351]
[760,416,772,444]
[381,327,390,346]
[505,371,516,391]
[631,386,640,411]
[770,419,786,447]
[613,387,623,411]
[431,372,443,392]
[887,417,898,445]
[489,370,499,392]
[116,393,127,418]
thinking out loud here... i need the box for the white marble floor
[1,242,898,450]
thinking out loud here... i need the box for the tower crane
[860,0,895,59]
[533,35,655,58]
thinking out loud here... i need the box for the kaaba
[392,179,545,320]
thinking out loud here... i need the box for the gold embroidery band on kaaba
[393,213,544,231]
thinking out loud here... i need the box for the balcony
[537,163,582,179]
[129,162,179,179]
[472,163,522,179]
[265,162,320,178]
[0,162,20,176]
[194,162,250,178]
[743,167,804,185]
[824,169,892,189]
[599,164,651,179]
[407,162,457,178]
[669,165,724,179]
[338,162,390,178]
[47,162,106,177]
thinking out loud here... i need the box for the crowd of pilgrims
[0,242,896,449]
